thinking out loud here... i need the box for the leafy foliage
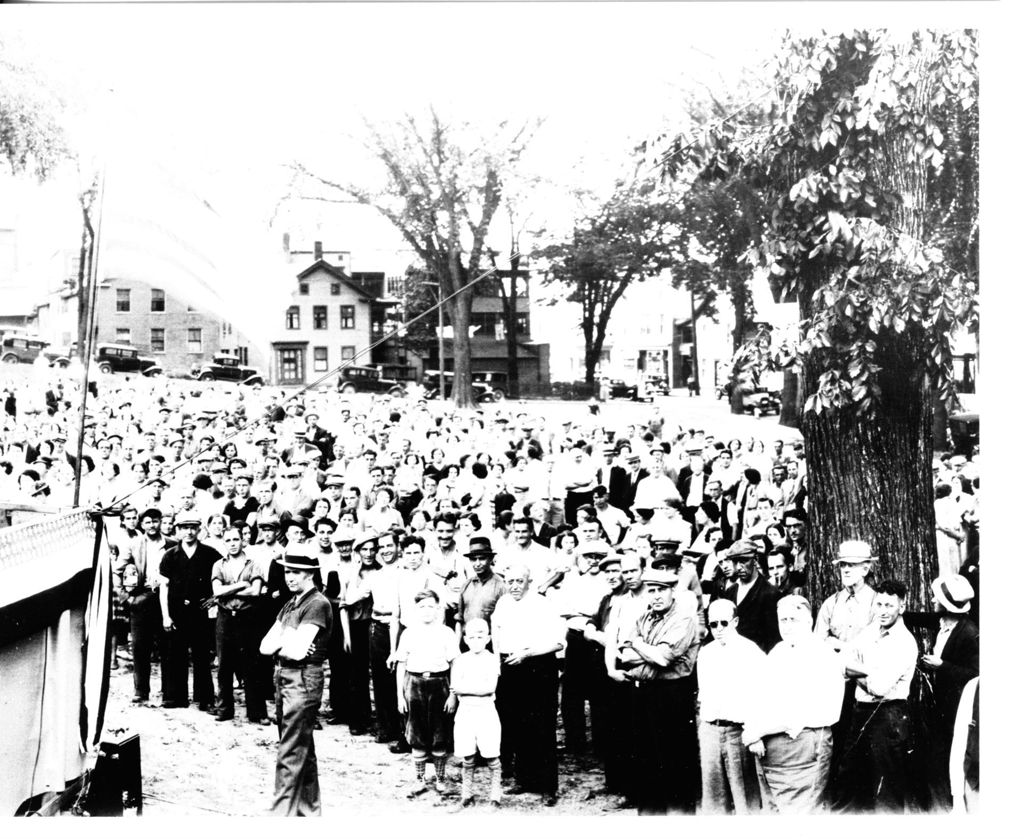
[536,175,682,385]
[659,30,979,418]
[0,42,68,180]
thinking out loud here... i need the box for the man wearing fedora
[614,566,701,814]
[455,536,507,647]
[260,553,333,816]
[905,573,979,810]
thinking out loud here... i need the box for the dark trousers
[833,700,911,814]
[255,595,281,702]
[564,490,594,528]
[216,608,265,720]
[561,630,605,753]
[404,672,451,756]
[326,602,349,720]
[128,594,162,700]
[272,664,324,816]
[162,605,215,706]
[497,653,559,795]
[631,675,699,814]
[369,620,401,741]
[602,677,638,797]
[347,619,372,733]
[827,679,858,801]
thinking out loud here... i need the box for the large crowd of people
[0,367,980,815]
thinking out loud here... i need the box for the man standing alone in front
[260,554,333,816]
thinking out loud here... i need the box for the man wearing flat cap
[615,567,701,813]
[157,511,223,710]
[260,553,333,815]
[723,538,781,654]
[905,573,979,810]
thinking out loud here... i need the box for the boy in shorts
[448,617,503,807]
[396,590,459,797]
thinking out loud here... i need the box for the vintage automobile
[717,381,781,416]
[0,333,50,365]
[644,374,671,396]
[423,371,496,403]
[607,378,655,402]
[192,355,265,385]
[337,365,407,397]
[471,370,508,400]
[44,342,79,368]
[93,343,163,376]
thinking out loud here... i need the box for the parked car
[337,365,407,397]
[94,343,163,376]
[423,371,496,403]
[192,355,265,385]
[44,342,79,368]
[1,333,50,365]
[644,374,670,396]
[718,380,781,416]
[471,371,508,400]
[607,378,654,402]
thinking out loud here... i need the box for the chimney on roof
[314,241,323,261]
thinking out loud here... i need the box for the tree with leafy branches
[659,30,978,617]
[292,109,534,407]
[537,175,682,391]
[0,42,68,180]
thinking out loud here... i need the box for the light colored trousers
[698,720,762,814]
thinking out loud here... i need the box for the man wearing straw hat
[260,552,333,816]
[906,573,979,810]
[814,539,878,797]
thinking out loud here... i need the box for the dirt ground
[103,661,634,817]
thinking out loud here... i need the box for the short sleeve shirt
[277,586,333,665]
[395,621,459,673]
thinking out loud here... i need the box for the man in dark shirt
[456,536,507,647]
[260,553,333,816]
[157,511,223,710]
[723,539,781,653]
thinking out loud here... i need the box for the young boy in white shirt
[395,590,459,797]
[448,617,503,807]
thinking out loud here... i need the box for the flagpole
[72,161,108,508]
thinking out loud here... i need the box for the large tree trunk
[450,291,475,408]
[505,256,520,399]
[802,367,938,613]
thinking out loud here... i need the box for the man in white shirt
[496,516,555,589]
[742,595,845,813]
[697,599,766,814]
[491,562,566,806]
[832,579,919,814]
[593,485,629,545]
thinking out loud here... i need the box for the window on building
[313,306,327,329]
[330,283,341,296]
[115,327,131,344]
[151,288,165,312]
[340,346,356,362]
[151,328,165,353]
[277,347,304,384]
[286,306,300,329]
[516,314,530,336]
[339,305,355,329]
[187,328,203,353]
[299,283,309,295]
[313,346,328,372]
[116,288,131,312]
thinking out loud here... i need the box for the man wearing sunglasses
[697,598,766,813]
